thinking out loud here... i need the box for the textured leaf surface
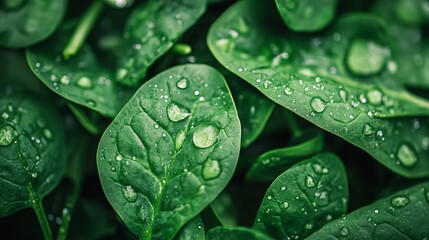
[0,0,66,48]
[0,94,65,217]
[174,215,204,240]
[275,0,338,32]
[247,129,324,182]
[253,153,348,239]
[207,226,274,240]
[97,64,240,239]
[306,181,429,239]
[207,0,429,177]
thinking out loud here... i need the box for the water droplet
[284,0,297,10]
[86,100,96,106]
[284,87,294,95]
[121,185,138,203]
[339,90,347,102]
[77,76,93,89]
[281,201,289,209]
[202,159,221,180]
[397,143,417,167]
[304,223,314,230]
[340,227,349,236]
[116,154,123,161]
[60,76,70,85]
[193,124,219,148]
[167,102,190,122]
[116,68,128,80]
[0,124,18,146]
[43,128,53,141]
[346,38,389,76]
[363,124,375,135]
[153,124,159,129]
[105,0,134,9]
[391,196,410,207]
[310,97,326,113]
[306,176,316,188]
[367,89,383,105]
[176,78,188,89]
[175,130,186,150]
[31,172,38,178]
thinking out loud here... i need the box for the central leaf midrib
[144,83,205,240]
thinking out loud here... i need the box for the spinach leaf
[210,191,238,226]
[275,0,338,32]
[306,181,429,239]
[247,128,324,182]
[253,153,348,239]
[207,0,429,177]
[26,0,206,117]
[97,64,241,239]
[0,94,65,239]
[206,226,274,240]
[0,0,66,48]
[174,215,205,240]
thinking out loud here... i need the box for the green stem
[283,110,302,139]
[63,0,104,59]
[28,183,53,240]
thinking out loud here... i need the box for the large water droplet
[363,124,375,135]
[310,97,326,113]
[397,143,417,167]
[43,128,53,141]
[339,90,347,102]
[367,89,383,105]
[122,185,138,203]
[346,38,389,76]
[202,159,221,180]
[0,124,18,146]
[340,226,349,236]
[77,76,93,89]
[105,0,134,8]
[167,102,190,122]
[176,78,189,89]
[284,87,294,95]
[193,124,219,148]
[390,196,410,207]
[305,176,316,188]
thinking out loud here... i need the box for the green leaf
[306,181,429,239]
[26,0,206,117]
[206,226,274,240]
[0,0,66,48]
[275,0,338,32]
[207,0,429,177]
[0,94,65,217]
[253,153,349,239]
[210,191,239,226]
[246,129,324,182]
[97,64,241,240]
[174,215,205,240]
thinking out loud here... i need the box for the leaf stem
[62,0,104,59]
[28,183,53,240]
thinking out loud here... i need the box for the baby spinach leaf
[97,64,241,240]
[206,226,274,240]
[0,0,66,48]
[306,181,429,239]
[27,0,207,117]
[275,0,338,32]
[210,191,239,226]
[253,153,348,239]
[247,129,324,182]
[174,215,205,240]
[0,94,65,217]
[207,0,429,177]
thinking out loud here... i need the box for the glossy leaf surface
[207,226,274,240]
[97,64,240,239]
[174,215,205,240]
[306,181,429,239]
[207,0,429,177]
[0,0,66,48]
[0,94,65,217]
[253,153,348,239]
[275,0,338,32]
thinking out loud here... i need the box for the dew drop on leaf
[310,97,326,113]
[367,89,383,105]
[202,159,221,180]
[281,201,289,209]
[77,76,93,89]
[397,143,417,167]
[167,102,190,122]
[193,124,219,148]
[284,87,294,95]
[305,176,316,188]
[363,124,375,135]
[339,226,349,236]
[0,124,18,146]
[339,90,347,102]
[122,185,138,203]
[43,128,53,141]
[176,78,189,89]
[390,196,410,207]
[175,130,186,150]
